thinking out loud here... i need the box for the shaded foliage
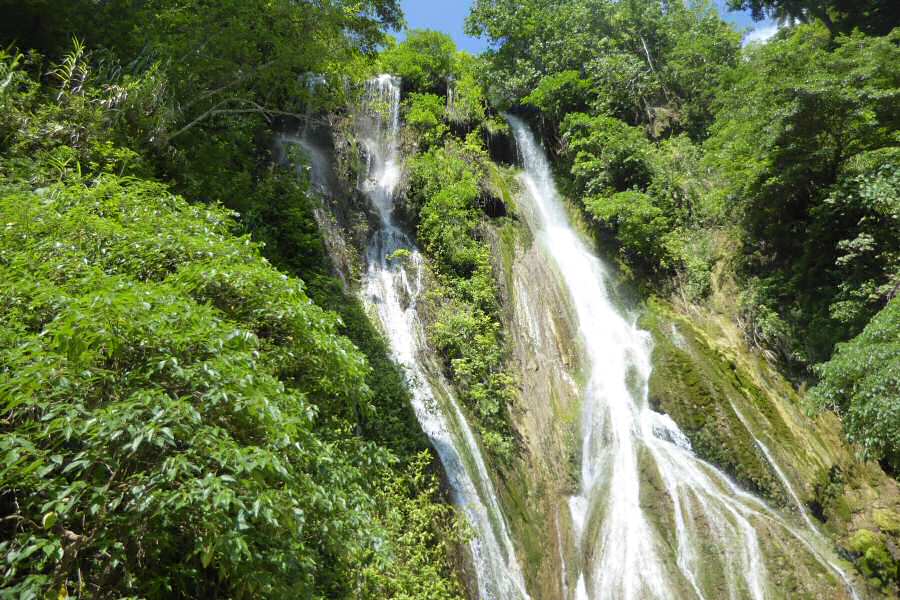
[708,25,900,364]
[726,0,899,37]
[810,298,900,473]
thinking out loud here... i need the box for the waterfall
[358,75,530,600]
[505,115,859,600]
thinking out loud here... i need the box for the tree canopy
[726,0,899,36]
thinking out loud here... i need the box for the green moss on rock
[847,529,899,587]
[641,301,787,503]
[875,509,900,534]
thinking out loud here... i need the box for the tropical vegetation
[1,0,898,596]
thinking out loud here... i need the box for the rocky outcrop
[642,291,900,598]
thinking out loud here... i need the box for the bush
[523,70,592,124]
[419,181,482,277]
[0,177,372,597]
[585,190,674,272]
[809,297,900,473]
[561,112,653,197]
[404,92,448,148]
[406,140,516,461]
[446,53,487,126]
[0,172,463,599]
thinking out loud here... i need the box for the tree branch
[181,60,277,111]
[168,98,314,141]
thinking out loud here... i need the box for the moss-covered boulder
[639,295,900,597]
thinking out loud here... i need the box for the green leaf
[42,512,58,530]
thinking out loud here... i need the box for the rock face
[487,219,584,598]
[494,116,871,599]
[494,248,900,597]
[641,285,900,597]
[487,216,856,599]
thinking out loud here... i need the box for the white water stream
[506,115,859,600]
[358,75,529,600]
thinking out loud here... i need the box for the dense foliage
[0,0,467,596]
[810,297,900,473]
[726,0,896,37]
[379,30,519,460]
[379,30,457,94]
[0,174,457,599]
[708,26,900,365]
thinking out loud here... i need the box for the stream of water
[506,114,859,600]
[358,75,529,600]
[280,75,859,599]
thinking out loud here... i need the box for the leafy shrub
[585,190,674,271]
[446,53,487,126]
[0,173,462,599]
[404,92,448,148]
[561,112,653,197]
[809,298,900,473]
[523,70,592,123]
[419,181,482,277]
[0,177,354,595]
[406,140,516,461]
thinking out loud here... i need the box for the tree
[522,70,592,124]
[378,29,457,93]
[725,0,899,36]
[585,190,675,270]
[404,93,449,148]
[707,25,900,363]
[561,112,653,196]
[468,0,739,137]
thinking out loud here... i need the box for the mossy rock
[875,509,900,534]
[811,464,855,525]
[641,302,786,503]
[847,529,899,588]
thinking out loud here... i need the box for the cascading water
[358,75,529,600]
[506,114,859,600]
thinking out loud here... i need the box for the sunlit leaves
[378,29,457,93]
[405,141,516,460]
[0,173,453,598]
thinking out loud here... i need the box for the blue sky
[397,0,776,52]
